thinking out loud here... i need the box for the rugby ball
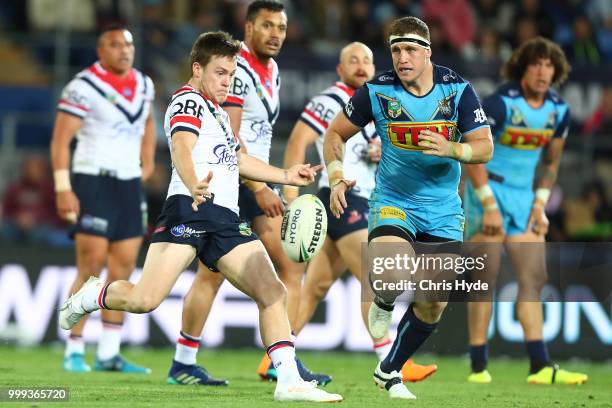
[280,194,328,263]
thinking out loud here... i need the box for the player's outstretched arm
[282,121,319,203]
[238,151,321,187]
[50,112,84,223]
[420,126,493,164]
[323,113,360,218]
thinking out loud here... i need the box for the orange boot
[401,359,438,382]
[256,353,276,381]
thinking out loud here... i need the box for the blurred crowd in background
[0,0,611,246]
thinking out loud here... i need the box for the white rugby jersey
[299,82,378,199]
[57,62,154,179]
[223,42,280,163]
[164,84,241,214]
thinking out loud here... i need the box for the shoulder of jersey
[434,64,467,84]
[368,70,396,85]
[171,85,206,102]
[545,87,566,106]
[497,81,521,99]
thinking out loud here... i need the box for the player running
[324,17,493,399]
[284,41,437,383]
[51,24,155,374]
[464,37,588,385]
[163,1,329,386]
[58,31,342,403]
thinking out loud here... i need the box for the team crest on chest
[545,111,556,129]
[388,100,402,118]
[435,92,457,119]
[376,93,412,121]
[510,107,526,126]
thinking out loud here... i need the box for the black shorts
[151,195,258,271]
[368,224,462,255]
[71,173,146,241]
[238,183,281,223]
[317,187,369,241]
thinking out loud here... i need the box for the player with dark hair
[161,0,330,385]
[464,36,587,385]
[51,24,155,374]
[59,30,342,402]
[324,16,493,399]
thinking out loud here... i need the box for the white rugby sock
[80,282,106,312]
[65,335,85,357]
[96,321,122,361]
[374,338,393,361]
[267,341,301,384]
[174,331,200,365]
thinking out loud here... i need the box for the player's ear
[245,21,254,39]
[192,62,201,78]
[425,48,432,59]
[336,63,342,78]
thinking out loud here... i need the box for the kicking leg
[95,236,150,373]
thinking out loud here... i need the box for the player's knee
[311,279,332,301]
[257,279,287,310]
[78,249,106,276]
[414,301,447,323]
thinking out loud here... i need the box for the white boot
[274,380,343,402]
[373,362,416,399]
[59,276,101,330]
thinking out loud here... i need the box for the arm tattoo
[283,170,289,182]
[332,142,345,162]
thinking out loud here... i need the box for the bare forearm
[172,144,199,190]
[50,139,71,171]
[240,154,288,184]
[323,131,345,166]
[452,138,493,164]
[141,114,156,167]
[465,164,489,188]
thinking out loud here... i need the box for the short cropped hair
[386,16,430,46]
[502,37,571,86]
[246,1,285,21]
[189,31,241,68]
[97,23,130,44]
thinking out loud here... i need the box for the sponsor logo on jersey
[499,127,553,150]
[379,206,406,221]
[208,144,238,171]
[386,121,457,150]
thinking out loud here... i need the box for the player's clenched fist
[56,190,80,223]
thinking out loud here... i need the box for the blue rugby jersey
[343,65,489,202]
[482,81,570,189]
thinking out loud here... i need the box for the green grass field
[0,346,610,407]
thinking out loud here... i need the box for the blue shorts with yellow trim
[368,190,465,242]
[464,179,533,239]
